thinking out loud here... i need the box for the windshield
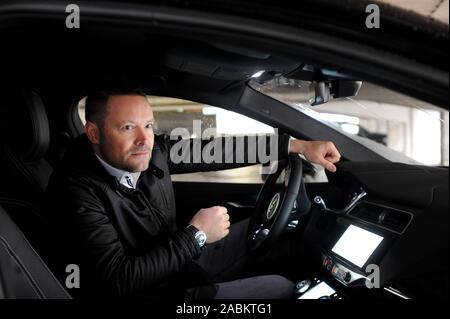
[251,77,449,167]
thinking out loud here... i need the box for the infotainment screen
[331,225,383,268]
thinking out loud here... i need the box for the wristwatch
[187,224,207,248]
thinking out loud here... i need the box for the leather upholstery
[0,90,50,162]
[0,90,54,264]
[0,205,71,299]
[0,90,52,200]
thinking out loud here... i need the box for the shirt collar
[95,154,141,189]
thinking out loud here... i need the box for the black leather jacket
[45,133,290,298]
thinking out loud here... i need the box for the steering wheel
[247,153,303,255]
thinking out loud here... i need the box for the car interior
[0,1,448,299]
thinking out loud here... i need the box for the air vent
[379,210,412,233]
[350,205,384,223]
[349,204,412,234]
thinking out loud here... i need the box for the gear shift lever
[313,189,367,215]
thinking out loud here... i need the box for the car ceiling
[0,0,448,110]
[1,24,304,111]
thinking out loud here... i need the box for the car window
[251,78,449,166]
[77,96,276,183]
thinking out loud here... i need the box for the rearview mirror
[282,65,363,106]
[312,80,362,106]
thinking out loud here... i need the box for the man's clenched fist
[189,206,230,243]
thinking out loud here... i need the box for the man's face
[93,95,155,172]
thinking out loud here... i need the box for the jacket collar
[94,153,141,188]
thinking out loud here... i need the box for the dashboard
[294,162,449,299]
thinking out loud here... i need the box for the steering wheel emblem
[266,193,281,220]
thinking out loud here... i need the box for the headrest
[0,90,50,161]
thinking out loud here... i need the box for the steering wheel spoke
[247,154,304,255]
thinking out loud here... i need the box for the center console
[322,223,384,286]
[294,222,387,299]
[293,187,411,299]
[295,278,342,299]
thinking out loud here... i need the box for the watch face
[195,231,207,246]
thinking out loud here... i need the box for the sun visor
[164,45,300,81]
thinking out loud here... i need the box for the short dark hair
[84,88,147,126]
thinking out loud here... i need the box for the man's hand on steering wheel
[289,139,341,173]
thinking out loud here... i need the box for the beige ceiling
[378,0,449,24]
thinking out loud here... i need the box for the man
[46,89,340,299]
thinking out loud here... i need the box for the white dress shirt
[95,154,141,189]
